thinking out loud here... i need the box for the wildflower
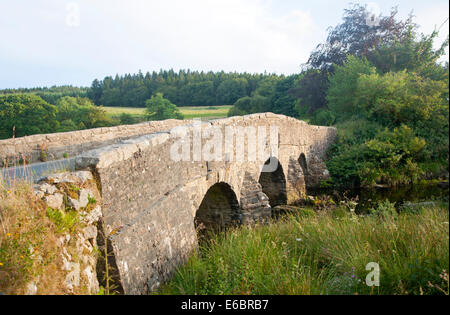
[6,233,11,237]
[0,262,3,266]
[296,238,302,242]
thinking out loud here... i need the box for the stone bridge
[0,113,336,294]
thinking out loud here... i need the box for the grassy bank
[158,204,449,295]
[103,105,232,121]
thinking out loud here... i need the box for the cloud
[0,0,319,88]
[79,0,319,74]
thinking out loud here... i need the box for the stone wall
[0,119,192,165]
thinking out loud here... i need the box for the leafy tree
[0,94,59,139]
[369,29,449,79]
[56,96,113,131]
[327,56,376,120]
[355,70,449,163]
[310,109,336,126]
[355,71,448,127]
[270,75,300,117]
[308,4,416,70]
[292,69,329,116]
[216,79,248,105]
[228,95,271,117]
[326,64,448,187]
[88,79,103,105]
[327,126,427,187]
[145,93,184,121]
[251,76,281,98]
[293,4,428,120]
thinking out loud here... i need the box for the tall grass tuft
[158,205,449,295]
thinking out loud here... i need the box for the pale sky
[0,0,448,89]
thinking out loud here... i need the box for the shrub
[369,200,398,221]
[0,94,59,139]
[145,93,184,121]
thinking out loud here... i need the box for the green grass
[157,204,449,295]
[102,105,232,120]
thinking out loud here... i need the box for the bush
[327,56,376,121]
[56,96,114,131]
[228,95,271,117]
[0,94,59,139]
[327,125,427,187]
[369,200,398,221]
[119,113,136,125]
[145,93,184,121]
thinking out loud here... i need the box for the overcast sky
[0,0,448,89]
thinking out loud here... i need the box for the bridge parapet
[0,119,192,165]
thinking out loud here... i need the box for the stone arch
[258,157,287,207]
[194,182,241,233]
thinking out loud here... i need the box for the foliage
[308,4,417,70]
[369,199,398,221]
[158,204,449,295]
[269,74,300,117]
[328,125,427,187]
[228,95,271,117]
[290,4,449,188]
[55,96,114,131]
[293,69,329,116]
[369,29,449,79]
[0,86,88,105]
[355,71,448,127]
[327,56,376,120]
[216,78,248,105]
[324,51,448,187]
[87,70,283,108]
[310,109,336,126]
[0,94,117,139]
[118,113,137,125]
[46,208,79,234]
[0,94,59,139]
[227,75,282,117]
[145,93,184,121]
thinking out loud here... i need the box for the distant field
[102,105,232,120]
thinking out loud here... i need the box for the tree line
[88,70,283,107]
